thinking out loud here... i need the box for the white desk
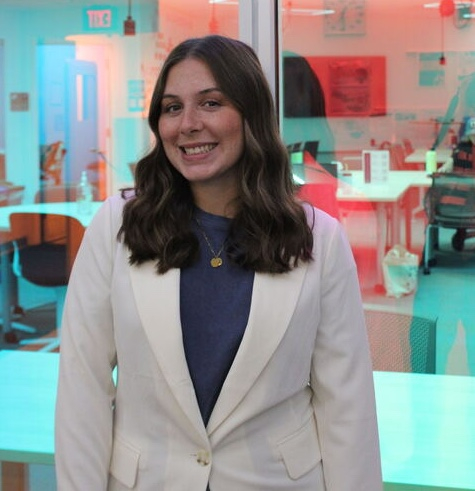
[404,148,452,166]
[0,351,56,490]
[1,350,474,490]
[0,202,102,338]
[335,171,431,289]
[0,202,102,232]
[0,351,56,465]
[375,370,475,490]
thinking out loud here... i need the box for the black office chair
[9,212,85,351]
[423,172,475,274]
[287,141,320,163]
[0,183,30,343]
[364,309,437,374]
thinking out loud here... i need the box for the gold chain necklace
[194,218,226,268]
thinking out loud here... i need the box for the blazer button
[196,449,211,466]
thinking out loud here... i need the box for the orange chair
[9,212,85,351]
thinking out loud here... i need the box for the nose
[180,106,203,134]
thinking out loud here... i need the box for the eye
[162,102,182,114]
[203,99,222,109]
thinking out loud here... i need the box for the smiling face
[158,58,244,213]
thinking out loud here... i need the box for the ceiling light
[208,0,334,16]
[423,1,472,8]
[123,0,136,36]
[288,9,335,16]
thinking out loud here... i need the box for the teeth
[182,144,216,155]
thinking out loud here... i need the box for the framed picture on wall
[323,0,366,36]
[329,60,370,115]
[306,56,387,117]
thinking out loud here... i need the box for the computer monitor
[303,141,319,161]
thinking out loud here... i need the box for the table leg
[391,201,402,247]
[374,203,387,292]
[1,462,29,491]
[403,186,426,252]
[0,243,13,336]
[373,201,402,293]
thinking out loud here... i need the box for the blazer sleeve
[310,215,383,491]
[55,196,122,490]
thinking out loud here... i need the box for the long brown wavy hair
[119,35,313,274]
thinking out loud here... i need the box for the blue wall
[0,2,156,201]
[0,41,5,152]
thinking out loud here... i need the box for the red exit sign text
[86,9,112,28]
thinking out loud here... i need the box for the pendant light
[124,0,136,36]
[438,0,454,65]
[209,1,219,33]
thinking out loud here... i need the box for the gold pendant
[210,257,223,268]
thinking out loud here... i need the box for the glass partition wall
[0,0,474,489]
[281,0,475,378]
[0,1,243,489]
[280,5,475,487]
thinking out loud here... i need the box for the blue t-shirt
[180,208,254,425]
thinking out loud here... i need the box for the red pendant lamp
[439,0,455,16]
[209,2,219,34]
[438,0,455,65]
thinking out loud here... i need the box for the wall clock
[323,0,366,36]
[453,0,472,29]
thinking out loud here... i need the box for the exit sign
[83,6,118,33]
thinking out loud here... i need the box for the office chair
[423,172,475,274]
[287,141,320,163]
[364,309,437,374]
[1,186,91,343]
[0,183,31,343]
[292,149,340,220]
[9,212,85,351]
[379,141,407,170]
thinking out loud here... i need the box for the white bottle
[425,149,438,174]
[76,170,93,214]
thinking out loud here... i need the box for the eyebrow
[161,87,223,100]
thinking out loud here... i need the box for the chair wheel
[3,331,19,344]
[423,258,436,274]
[452,230,466,251]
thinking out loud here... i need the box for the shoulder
[99,190,134,217]
[301,203,356,269]
[87,191,133,238]
[302,202,340,238]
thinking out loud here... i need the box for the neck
[191,183,238,218]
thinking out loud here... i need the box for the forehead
[163,58,217,94]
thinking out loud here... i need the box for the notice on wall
[362,150,389,184]
[10,92,29,111]
[127,80,145,112]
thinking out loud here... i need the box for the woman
[55,35,382,491]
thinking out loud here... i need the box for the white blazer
[55,194,382,491]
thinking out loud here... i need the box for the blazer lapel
[128,262,207,440]
[207,262,309,435]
